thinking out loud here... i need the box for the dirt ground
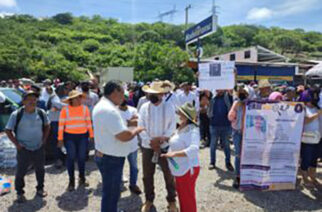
[0,147,321,212]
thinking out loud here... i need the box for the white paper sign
[240,101,305,191]
[198,61,235,90]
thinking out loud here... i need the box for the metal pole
[185,5,191,51]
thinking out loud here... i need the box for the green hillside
[0,13,321,82]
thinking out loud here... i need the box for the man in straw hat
[257,79,272,99]
[139,81,178,212]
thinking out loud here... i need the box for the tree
[274,35,302,54]
[53,13,73,25]
[82,39,100,52]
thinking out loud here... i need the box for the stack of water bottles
[0,133,17,168]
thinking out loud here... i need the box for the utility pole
[185,4,192,31]
[185,4,192,51]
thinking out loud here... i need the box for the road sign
[185,14,217,45]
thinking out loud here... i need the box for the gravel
[0,148,321,212]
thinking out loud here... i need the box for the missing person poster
[240,101,305,191]
[198,61,235,90]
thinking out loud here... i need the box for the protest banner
[240,101,305,191]
[198,61,235,90]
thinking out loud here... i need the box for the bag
[14,107,45,134]
[302,131,321,144]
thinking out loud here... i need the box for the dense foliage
[0,13,321,82]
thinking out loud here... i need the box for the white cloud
[246,0,320,21]
[0,0,16,8]
[247,7,273,20]
[0,11,14,18]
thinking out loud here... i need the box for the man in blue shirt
[208,90,234,171]
[5,91,50,203]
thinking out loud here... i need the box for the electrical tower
[157,5,177,22]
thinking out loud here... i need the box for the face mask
[120,100,127,107]
[238,93,247,101]
[149,94,159,104]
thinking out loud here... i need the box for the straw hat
[258,79,271,89]
[177,102,198,125]
[62,90,84,103]
[142,81,171,94]
[162,80,175,92]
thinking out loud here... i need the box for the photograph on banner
[240,101,305,191]
[198,61,235,91]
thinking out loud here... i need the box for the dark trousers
[141,147,176,203]
[199,113,210,144]
[95,154,125,212]
[64,133,88,180]
[301,143,319,171]
[49,122,64,162]
[15,147,45,195]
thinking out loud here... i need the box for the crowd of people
[0,77,322,212]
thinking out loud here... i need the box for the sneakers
[36,189,48,198]
[226,163,234,172]
[168,202,178,212]
[141,201,153,212]
[208,164,216,170]
[129,185,142,195]
[17,194,26,203]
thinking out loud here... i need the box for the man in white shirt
[92,80,144,212]
[139,81,177,212]
[176,82,199,111]
[118,92,142,195]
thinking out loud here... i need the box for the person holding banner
[161,102,200,212]
[228,84,250,189]
[299,89,322,189]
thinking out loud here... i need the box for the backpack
[14,107,45,135]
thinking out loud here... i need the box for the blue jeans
[232,130,242,176]
[95,154,125,212]
[121,150,139,186]
[64,133,88,179]
[210,126,231,165]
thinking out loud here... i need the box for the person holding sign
[161,103,200,212]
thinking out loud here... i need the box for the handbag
[302,131,321,144]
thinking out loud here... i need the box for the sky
[0,0,322,31]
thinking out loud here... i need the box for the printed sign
[198,61,235,90]
[240,101,305,191]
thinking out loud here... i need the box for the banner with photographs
[240,101,305,191]
[198,61,235,91]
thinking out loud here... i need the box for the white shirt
[168,125,200,176]
[138,100,176,149]
[83,91,99,113]
[119,106,139,153]
[176,91,200,111]
[92,97,130,157]
[137,96,149,112]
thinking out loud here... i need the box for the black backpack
[14,107,45,135]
